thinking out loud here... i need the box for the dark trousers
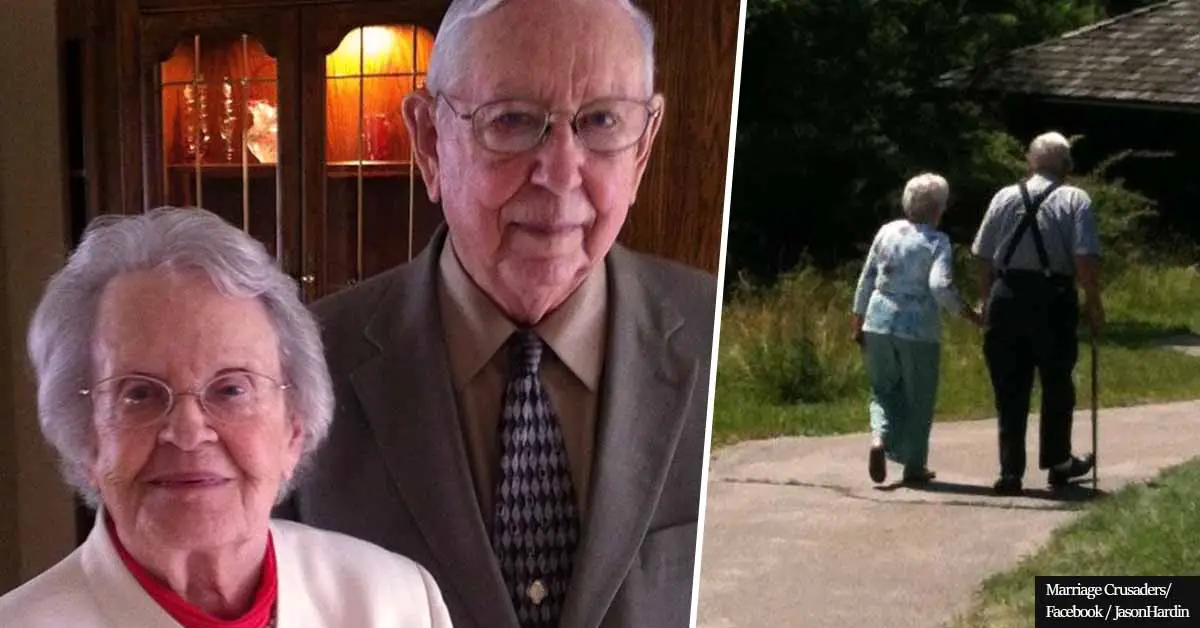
[983,271,1079,480]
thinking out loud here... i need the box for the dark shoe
[1048,453,1095,488]
[902,468,936,485]
[993,476,1023,496]
[869,444,886,484]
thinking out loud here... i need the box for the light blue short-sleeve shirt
[970,174,1101,275]
[852,219,967,343]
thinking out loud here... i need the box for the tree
[729,0,1155,282]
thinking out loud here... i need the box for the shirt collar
[437,238,607,391]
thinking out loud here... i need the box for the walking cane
[1091,327,1099,495]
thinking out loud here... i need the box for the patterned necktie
[492,330,581,627]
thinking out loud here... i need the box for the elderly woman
[0,208,452,627]
[852,173,982,486]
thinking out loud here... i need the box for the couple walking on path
[852,131,1104,494]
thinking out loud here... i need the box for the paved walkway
[696,400,1200,628]
[1164,333,1200,357]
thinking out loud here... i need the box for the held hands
[962,304,985,328]
[852,314,865,347]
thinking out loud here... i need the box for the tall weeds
[718,267,865,405]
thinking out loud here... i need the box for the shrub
[718,266,865,405]
[1073,148,1159,261]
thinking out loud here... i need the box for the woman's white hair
[1028,131,1073,175]
[26,207,334,507]
[901,173,950,224]
[425,0,657,97]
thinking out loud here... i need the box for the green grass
[950,458,1200,628]
[713,262,1200,447]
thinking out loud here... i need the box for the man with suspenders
[970,132,1105,496]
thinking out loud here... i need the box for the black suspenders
[999,181,1062,278]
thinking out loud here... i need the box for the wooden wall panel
[621,0,739,274]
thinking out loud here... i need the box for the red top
[107,516,278,628]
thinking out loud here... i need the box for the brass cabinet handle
[300,274,315,285]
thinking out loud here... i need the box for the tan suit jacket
[280,226,716,628]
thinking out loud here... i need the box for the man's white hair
[1028,131,1073,175]
[901,172,950,224]
[425,0,657,97]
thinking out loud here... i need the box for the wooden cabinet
[93,1,446,301]
[58,0,736,305]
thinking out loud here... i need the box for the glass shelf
[157,32,280,253]
[323,24,435,289]
[165,161,418,178]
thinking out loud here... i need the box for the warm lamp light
[360,27,394,58]
[337,26,396,61]
[328,26,418,75]
[324,24,434,163]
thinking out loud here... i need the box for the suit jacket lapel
[560,246,699,628]
[348,227,516,628]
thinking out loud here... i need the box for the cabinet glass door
[158,33,282,256]
[321,24,440,294]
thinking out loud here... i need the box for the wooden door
[298,1,449,301]
[138,6,305,281]
[624,0,740,274]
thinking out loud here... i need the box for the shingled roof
[954,0,1200,109]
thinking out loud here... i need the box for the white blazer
[0,514,454,627]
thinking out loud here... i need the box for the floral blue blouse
[852,219,967,343]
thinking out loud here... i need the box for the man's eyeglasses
[435,93,660,154]
[80,371,290,427]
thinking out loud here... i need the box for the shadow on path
[1099,319,1192,349]
[716,476,1111,512]
[881,479,1108,504]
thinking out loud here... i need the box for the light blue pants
[863,332,941,472]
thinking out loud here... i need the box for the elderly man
[971,131,1103,496]
[278,1,715,627]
